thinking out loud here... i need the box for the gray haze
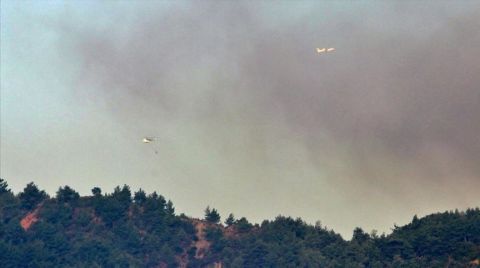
[1,1,479,238]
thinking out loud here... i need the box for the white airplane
[316,47,335,54]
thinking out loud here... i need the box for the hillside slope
[0,179,479,267]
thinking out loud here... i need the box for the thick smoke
[60,1,479,235]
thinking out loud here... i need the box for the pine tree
[18,182,48,209]
[205,206,221,224]
[166,200,175,215]
[134,189,147,204]
[0,178,10,194]
[56,186,80,203]
[91,187,102,197]
[225,213,235,226]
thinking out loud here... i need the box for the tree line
[0,178,479,267]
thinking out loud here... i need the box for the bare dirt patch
[20,205,42,231]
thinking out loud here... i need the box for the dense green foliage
[0,179,479,267]
[0,179,195,267]
[203,212,480,267]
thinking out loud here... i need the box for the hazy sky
[1,0,479,238]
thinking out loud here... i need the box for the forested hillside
[0,179,479,267]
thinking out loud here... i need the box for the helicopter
[142,137,155,143]
[142,137,158,154]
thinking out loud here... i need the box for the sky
[1,0,479,238]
